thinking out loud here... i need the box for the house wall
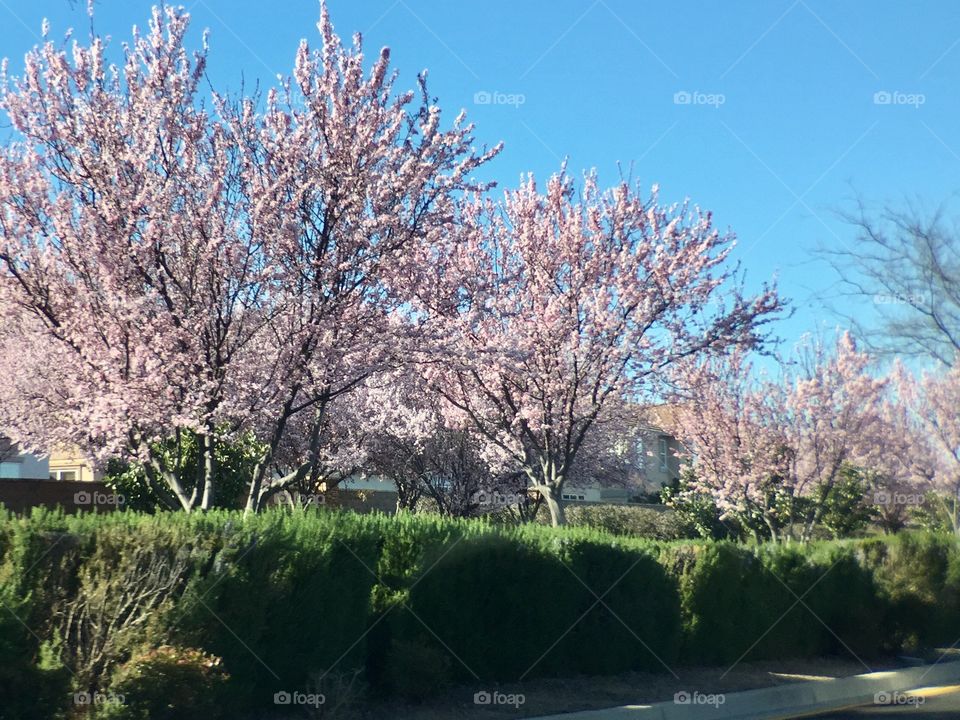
[47,448,101,482]
[639,431,683,491]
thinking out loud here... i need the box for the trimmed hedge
[0,508,958,719]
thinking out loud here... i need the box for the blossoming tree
[0,4,497,511]
[903,360,960,533]
[670,333,890,540]
[421,169,780,525]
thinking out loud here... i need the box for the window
[51,469,78,482]
[658,438,669,471]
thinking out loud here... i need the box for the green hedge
[0,508,958,719]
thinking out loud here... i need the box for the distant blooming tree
[421,169,780,525]
[0,4,498,511]
[355,371,522,516]
[670,333,889,541]
[857,364,936,533]
[902,360,960,534]
[666,351,793,540]
[785,333,890,540]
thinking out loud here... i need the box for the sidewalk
[529,659,960,720]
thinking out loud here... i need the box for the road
[812,685,960,719]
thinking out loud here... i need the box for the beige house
[47,447,101,482]
[0,436,100,482]
[560,404,685,504]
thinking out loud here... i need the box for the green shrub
[174,510,380,712]
[858,533,960,650]
[0,511,72,720]
[561,504,694,540]
[803,545,887,657]
[1,507,959,713]
[556,538,681,674]
[661,542,796,664]
[401,534,580,681]
[94,645,228,720]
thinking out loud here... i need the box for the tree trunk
[200,431,215,511]
[538,485,566,527]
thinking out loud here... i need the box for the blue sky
[1,0,958,350]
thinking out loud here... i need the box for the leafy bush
[660,472,736,540]
[0,507,958,715]
[660,540,899,665]
[0,510,72,720]
[395,529,681,683]
[96,645,229,720]
[173,511,381,712]
[102,430,264,511]
[660,542,792,664]
[858,533,960,649]
[556,537,681,674]
[560,503,694,540]
[401,534,580,680]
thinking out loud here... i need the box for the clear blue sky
[2,0,958,350]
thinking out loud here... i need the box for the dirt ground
[358,656,908,719]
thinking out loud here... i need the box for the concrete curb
[530,659,960,720]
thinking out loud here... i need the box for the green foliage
[857,533,960,650]
[658,540,893,665]
[909,492,959,534]
[395,531,680,683]
[559,503,695,540]
[0,579,70,720]
[173,510,381,712]
[96,645,229,720]
[0,509,72,720]
[660,471,735,540]
[0,507,958,717]
[401,535,581,680]
[103,430,265,511]
[802,465,876,539]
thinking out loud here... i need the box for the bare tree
[821,196,960,365]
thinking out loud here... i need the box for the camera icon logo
[274,690,292,705]
[473,90,492,105]
[74,491,91,505]
[474,690,492,705]
[673,90,692,105]
[873,90,892,105]
[674,690,691,704]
